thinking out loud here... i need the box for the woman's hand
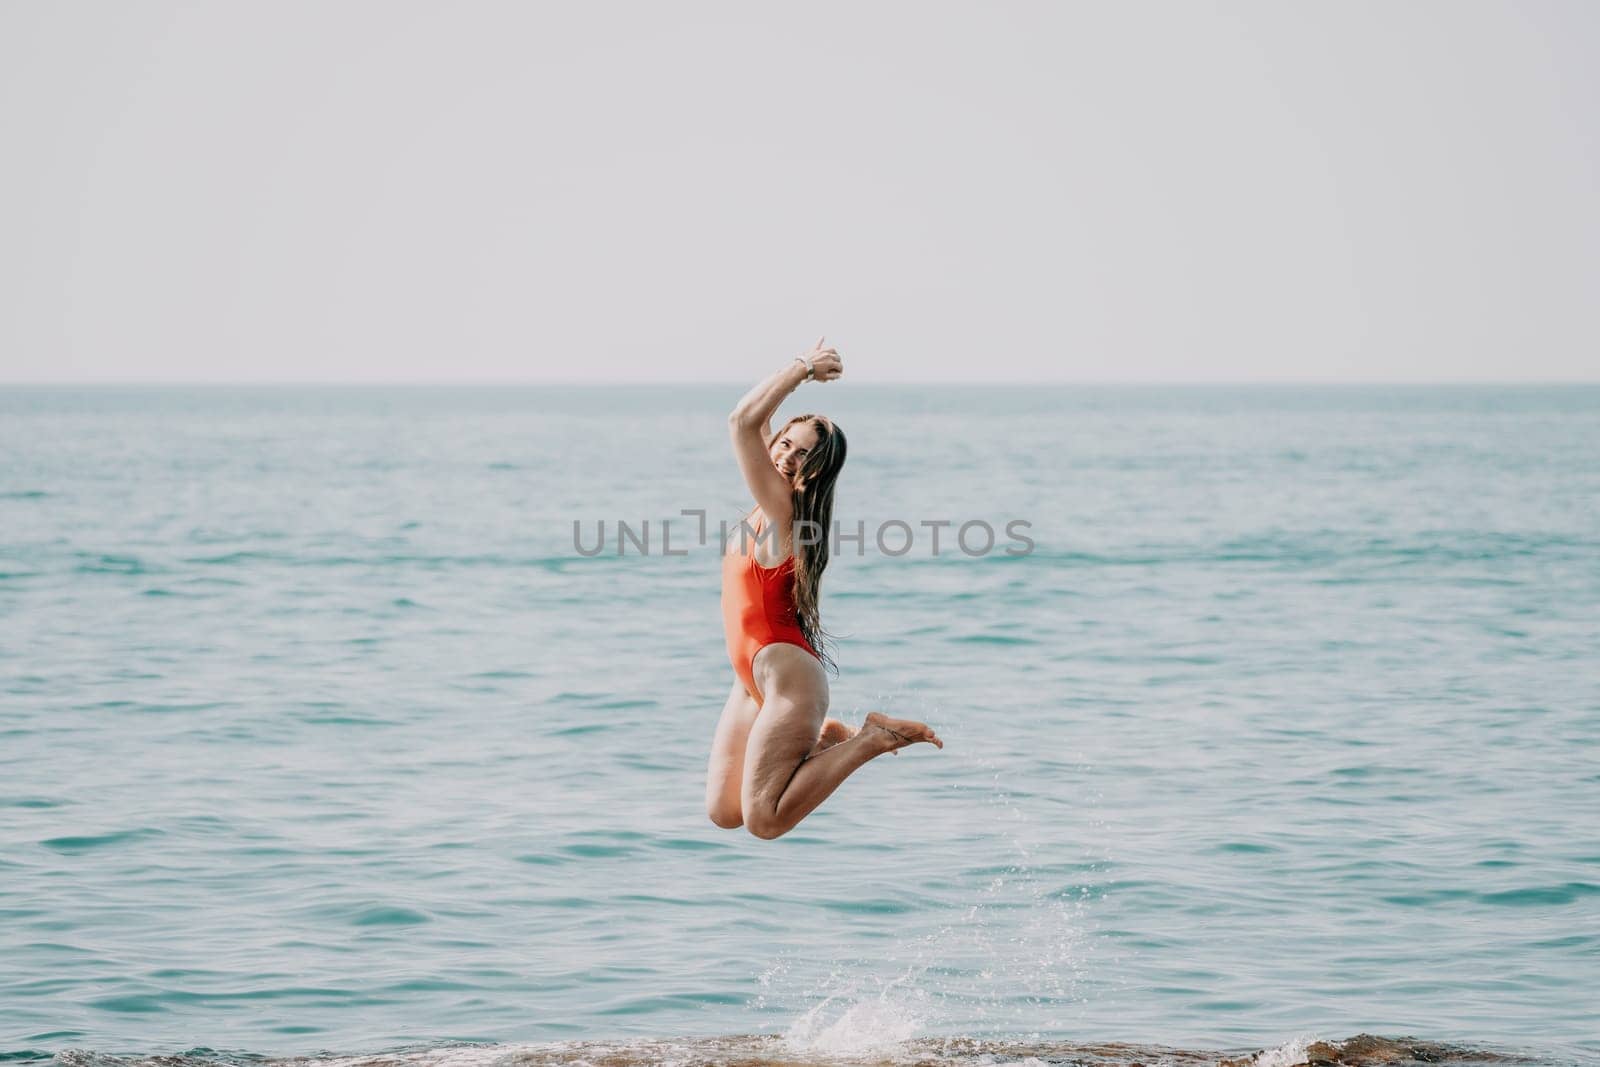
[802,335,844,383]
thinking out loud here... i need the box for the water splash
[761,736,1105,1048]
[1252,1035,1317,1067]
[781,968,926,1056]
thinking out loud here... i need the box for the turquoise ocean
[1,385,1596,1067]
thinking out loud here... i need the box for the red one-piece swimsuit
[721,510,819,707]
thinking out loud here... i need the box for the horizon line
[6,379,1600,389]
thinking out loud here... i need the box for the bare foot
[806,718,858,757]
[863,711,944,756]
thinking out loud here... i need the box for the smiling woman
[704,337,943,841]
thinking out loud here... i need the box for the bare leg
[705,683,880,826]
[705,679,760,829]
[739,644,942,840]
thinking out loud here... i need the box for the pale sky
[2,1,1596,384]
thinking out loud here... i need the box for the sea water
[1,385,1596,1065]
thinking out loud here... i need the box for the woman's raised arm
[728,338,842,523]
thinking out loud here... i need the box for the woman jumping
[705,338,943,840]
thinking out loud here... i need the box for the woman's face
[770,421,821,480]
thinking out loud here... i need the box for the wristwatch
[795,356,815,380]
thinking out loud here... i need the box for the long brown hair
[768,413,847,673]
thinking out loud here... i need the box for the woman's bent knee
[707,803,744,830]
[743,807,788,840]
